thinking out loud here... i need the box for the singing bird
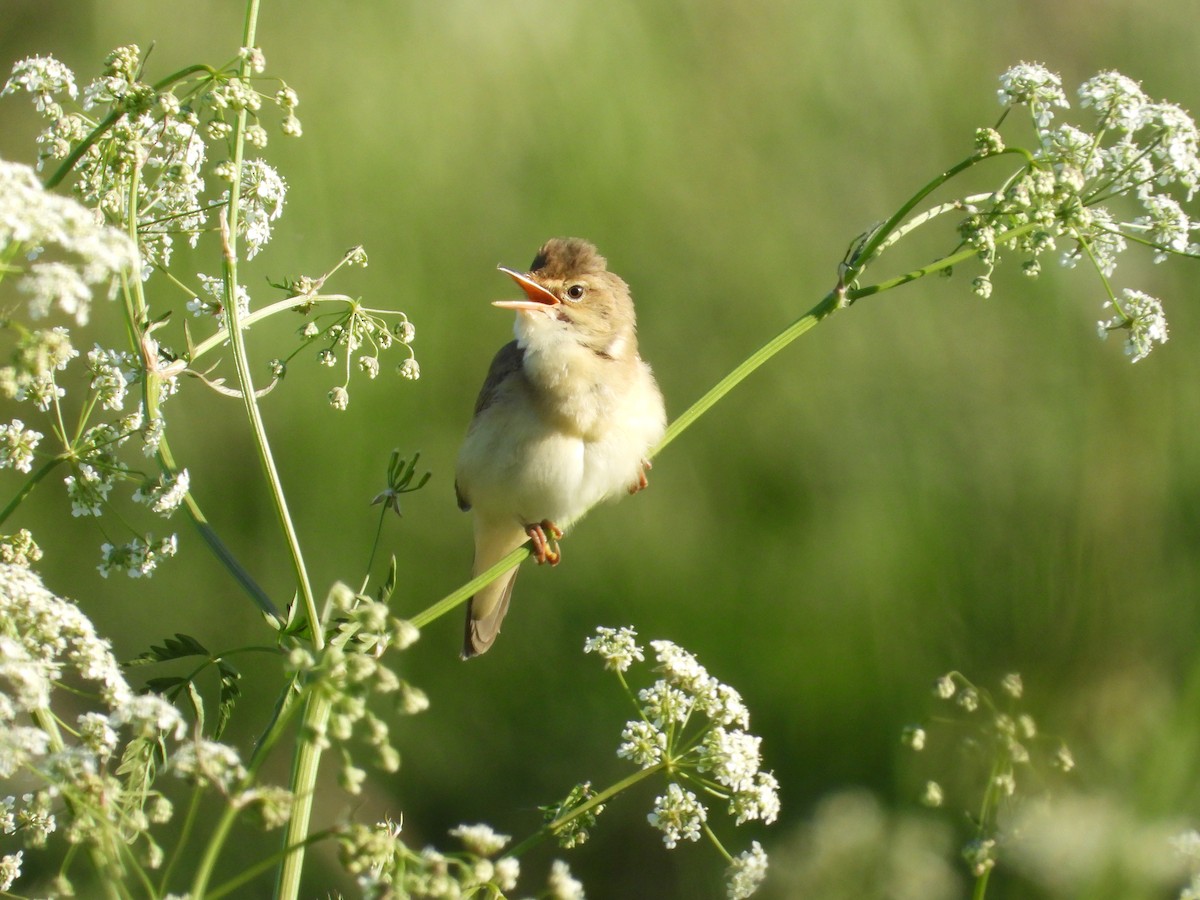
[455,238,667,658]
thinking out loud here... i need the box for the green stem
[189,292,356,362]
[846,221,1038,301]
[276,690,330,898]
[0,453,67,527]
[844,148,1032,286]
[654,289,840,457]
[507,760,668,858]
[158,783,204,895]
[973,867,993,900]
[184,2,326,896]
[188,798,241,898]
[701,820,733,863]
[410,544,531,629]
[206,828,334,900]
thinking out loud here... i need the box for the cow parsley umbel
[902,671,1076,894]
[573,627,777,898]
[955,63,1199,363]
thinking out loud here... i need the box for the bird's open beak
[493,266,560,311]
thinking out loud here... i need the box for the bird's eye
[565,283,586,301]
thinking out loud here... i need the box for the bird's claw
[627,458,653,495]
[526,519,563,565]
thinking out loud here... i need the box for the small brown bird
[455,238,667,657]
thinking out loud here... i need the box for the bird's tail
[461,520,527,658]
[462,567,520,658]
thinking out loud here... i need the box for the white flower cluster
[585,626,776,899]
[967,63,1200,362]
[0,563,291,892]
[0,153,189,574]
[3,48,300,272]
[0,158,138,326]
[337,816,536,900]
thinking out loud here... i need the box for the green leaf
[215,659,242,740]
[129,633,211,666]
[143,675,187,695]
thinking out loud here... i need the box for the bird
[455,238,667,658]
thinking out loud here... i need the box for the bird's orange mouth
[493,266,560,311]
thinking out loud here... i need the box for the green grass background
[3,1,1200,897]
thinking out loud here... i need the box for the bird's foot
[627,458,653,495]
[526,519,564,565]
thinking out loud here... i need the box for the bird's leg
[627,458,653,495]
[526,519,564,566]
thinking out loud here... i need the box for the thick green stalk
[176,2,328,897]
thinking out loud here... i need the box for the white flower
[1143,102,1200,200]
[18,262,94,325]
[0,420,42,473]
[648,782,707,848]
[133,469,190,516]
[3,56,77,112]
[86,345,137,411]
[1132,194,1194,262]
[398,357,420,380]
[450,822,510,856]
[97,533,179,578]
[110,693,186,740]
[637,680,692,727]
[998,62,1069,127]
[328,386,349,410]
[1079,70,1148,133]
[901,725,926,751]
[0,563,133,712]
[65,463,113,516]
[921,780,944,808]
[238,159,286,258]
[726,841,768,899]
[730,770,781,825]
[701,726,763,793]
[358,356,380,379]
[617,719,667,767]
[172,739,248,791]
[1172,830,1200,860]
[697,680,751,730]
[933,675,956,699]
[584,625,645,672]
[1098,289,1169,362]
[547,859,585,900]
[494,856,519,891]
[650,639,711,693]
[0,850,21,892]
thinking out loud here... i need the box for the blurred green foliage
[3,1,1200,897]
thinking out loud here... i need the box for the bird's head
[494,238,636,360]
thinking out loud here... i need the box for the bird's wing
[472,340,524,416]
[455,341,525,512]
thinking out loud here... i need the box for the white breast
[457,350,665,530]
